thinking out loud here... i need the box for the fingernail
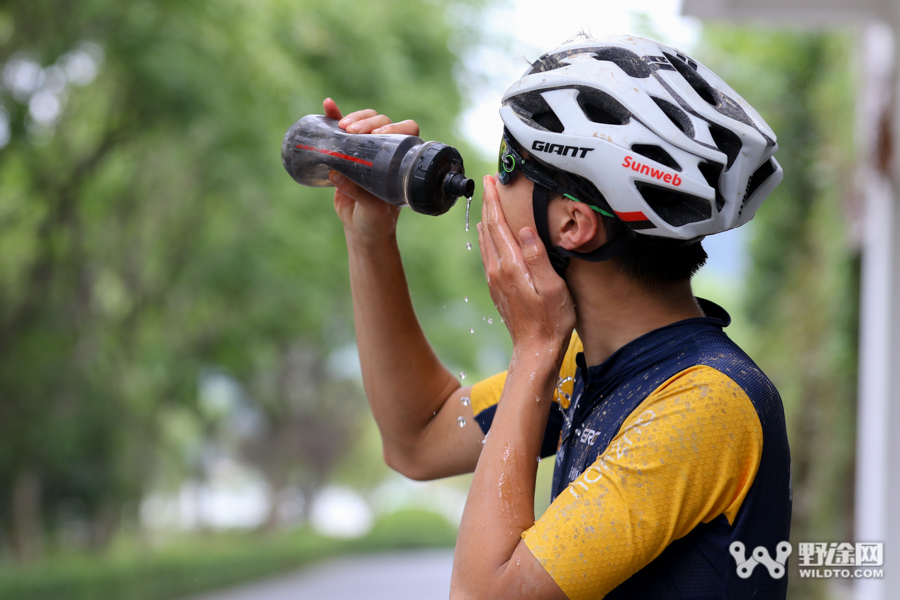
[347,123,360,132]
[338,117,348,125]
[330,172,346,185]
[520,228,536,245]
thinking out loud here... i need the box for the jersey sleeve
[470,331,582,457]
[521,365,764,600]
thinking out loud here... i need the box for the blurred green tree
[0,0,492,560]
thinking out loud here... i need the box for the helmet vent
[534,110,565,133]
[697,161,726,211]
[662,52,719,106]
[631,144,682,172]
[707,122,742,170]
[651,97,694,138]
[745,158,778,200]
[507,91,566,133]
[637,184,711,227]
[575,87,631,125]
[529,47,652,79]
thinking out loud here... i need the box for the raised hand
[322,98,419,244]
[477,175,575,361]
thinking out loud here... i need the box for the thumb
[519,227,545,264]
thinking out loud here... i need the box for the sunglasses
[497,130,614,218]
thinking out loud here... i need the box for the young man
[325,35,790,600]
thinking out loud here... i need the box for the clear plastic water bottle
[282,115,474,216]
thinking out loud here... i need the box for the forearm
[451,350,560,598]
[346,232,460,458]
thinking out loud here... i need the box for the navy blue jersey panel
[548,299,791,599]
[474,402,564,459]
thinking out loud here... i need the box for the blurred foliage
[360,508,457,549]
[0,512,455,600]
[700,28,859,600]
[0,0,499,561]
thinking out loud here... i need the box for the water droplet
[465,196,473,232]
[470,328,475,334]
[460,396,470,406]
[464,296,469,303]
[459,371,467,380]
[466,241,472,250]
[483,316,486,320]
[487,318,493,324]
[443,305,446,309]
[537,456,542,463]
[458,416,467,428]
[500,316,505,323]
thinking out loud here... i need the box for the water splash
[557,376,574,403]
[465,196,472,232]
[460,396,470,406]
[557,376,576,430]
[459,371,467,380]
[487,318,493,324]
[457,416,467,428]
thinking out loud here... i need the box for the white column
[855,19,900,600]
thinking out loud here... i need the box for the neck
[565,260,704,367]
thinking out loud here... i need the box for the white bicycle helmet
[498,35,782,273]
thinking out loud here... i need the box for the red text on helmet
[532,140,595,159]
[622,156,682,186]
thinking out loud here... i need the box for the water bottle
[282,115,475,216]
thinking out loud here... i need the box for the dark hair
[601,216,708,290]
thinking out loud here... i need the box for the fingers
[334,108,420,137]
[482,176,534,291]
[339,110,391,134]
[373,119,420,136]
[518,226,559,292]
[329,170,382,209]
[477,222,499,277]
[323,98,343,121]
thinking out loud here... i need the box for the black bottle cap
[407,143,470,216]
[443,173,475,199]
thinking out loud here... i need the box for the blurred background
[0,0,872,598]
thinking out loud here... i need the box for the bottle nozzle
[443,172,475,199]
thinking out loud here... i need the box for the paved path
[181,549,454,600]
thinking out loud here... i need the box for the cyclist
[325,34,790,600]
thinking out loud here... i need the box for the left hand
[478,176,575,361]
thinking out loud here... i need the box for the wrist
[512,336,568,369]
[345,227,398,255]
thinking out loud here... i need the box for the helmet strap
[531,184,634,278]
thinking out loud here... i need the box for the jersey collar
[575,297,731,387]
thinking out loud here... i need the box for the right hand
[323,98,420,244]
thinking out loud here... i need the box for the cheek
[497,187,536,235]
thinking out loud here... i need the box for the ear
[548,200,605,252]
